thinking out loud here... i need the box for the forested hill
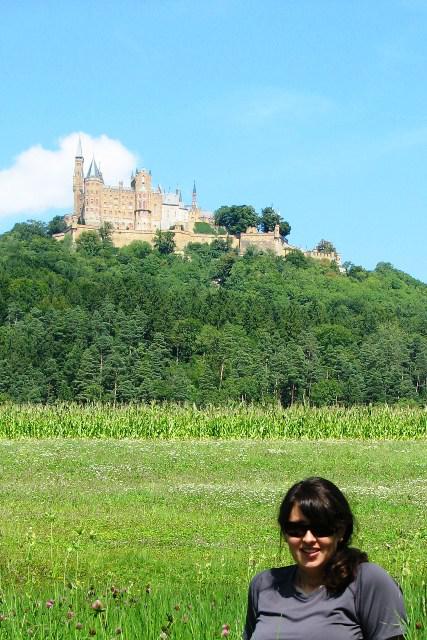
[0,222,427,406]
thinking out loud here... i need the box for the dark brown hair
[278,477,368,593]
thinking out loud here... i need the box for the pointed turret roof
[192,180,198,209]
[76,136,83,158]
[86,156,103,181]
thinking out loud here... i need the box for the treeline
[0,220,426,406]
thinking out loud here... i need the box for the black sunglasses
[283,521,336,538]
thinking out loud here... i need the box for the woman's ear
[336,527,345,543]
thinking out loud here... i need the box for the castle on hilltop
[56,140,340,263]
[64,139,213,236]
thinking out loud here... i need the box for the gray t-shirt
[243,563,406,640]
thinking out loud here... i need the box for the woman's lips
[301,549,320,557]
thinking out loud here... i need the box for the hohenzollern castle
[56,140,339,262]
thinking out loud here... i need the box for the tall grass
[0,575,423,639]
[0,403,426,439]
[0,580,245,639]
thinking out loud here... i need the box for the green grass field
[0,438,425,638]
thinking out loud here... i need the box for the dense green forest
[0,220,427,406]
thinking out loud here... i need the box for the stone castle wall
[56,222,339,264]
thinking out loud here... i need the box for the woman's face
[284,504,341,577]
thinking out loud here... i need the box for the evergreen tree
[137,333,172,400]
[75,346,103,402]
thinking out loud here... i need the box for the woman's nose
[302,528,317,543]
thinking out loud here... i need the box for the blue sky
[1,0,426,281]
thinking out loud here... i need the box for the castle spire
[86,156,103,181]
[76,136,83,159]
[192,180,197,209]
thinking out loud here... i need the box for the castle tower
[83,156,104,226]
[132,169,152,217]
[130,168,157,230]
[73,137,84,220]
[131,168,152,194]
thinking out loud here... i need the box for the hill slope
[0,224,426,405]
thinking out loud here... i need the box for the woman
[243,477,406,640]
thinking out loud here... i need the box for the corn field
[0,403,426,439]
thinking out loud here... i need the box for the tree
[99,221,114,246]
[42,357,59,402]
[259,207,291,238]
[214,205,258,235]
[315,239,337,254]
[209,238,232,256]
[75,346,103,402]
[76,230,102,256]
[103,348,136,404]
[344,262,368,281]
[213,253,237,285]
[137,333,172,400]
[169,318,201,362]
[119,240,152,260]
[310,378,344,406]
[10,220,47,239]
[410,335,427,399]
[154,230,176,255]
[285,250,309,269]
[360,324,414,402]
[47,216,67,236]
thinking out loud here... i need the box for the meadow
[0,417,425,638]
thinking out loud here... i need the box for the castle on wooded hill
[56,140,340,262]
[60,139,214,246]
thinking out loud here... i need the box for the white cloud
[0,133,138,217]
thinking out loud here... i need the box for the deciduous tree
[259,207,291,238]
[154,230,176,255]
[214,205,258,235]
[315,239,336,254]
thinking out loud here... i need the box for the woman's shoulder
[354,561,403,601]
[249,565,296,591]
[355,561,399,585]
[353,562,406,636]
